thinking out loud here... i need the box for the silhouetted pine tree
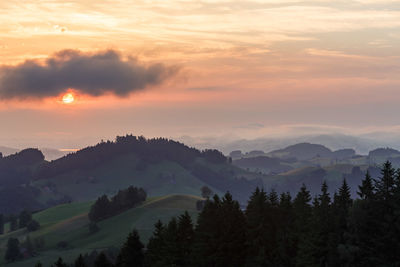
[372,161,399,264]
[277,192,295,267]
[145,220,166,267]
[245,187,270,266]
[214,192,246,267]
[177,211,194,266]
[357,171,374,200]
[293,184,314,267]
[116,229,144,267]
[162,217,180,265]
[191,195,222,267]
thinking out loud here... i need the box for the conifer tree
[245,187,270,266]
[375,161,396,202]
[310,182,333,266]
[335,179,353,239]
[277,192,295,266]
[145,220,166,267]
[162,217,180,265]
[372,161,399,264]
[116,229,144,267]
[191,195,222,267]
[214,192,246,267]
[357,171,374,200]
[177,211,194,266]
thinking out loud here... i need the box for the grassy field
[1,194,201,267]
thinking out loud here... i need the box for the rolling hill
[0,194,201,266]
[0,135,263,215]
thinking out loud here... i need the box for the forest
[8,161,399,267]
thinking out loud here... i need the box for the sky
[1,0,400,150]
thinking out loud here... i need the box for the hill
[0,147,67,161]
[233,156,293,174]
[268,143,334,160]
[0,194,201,266]
[0,135,263,214]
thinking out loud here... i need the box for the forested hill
[34,135,227,179]
[0,135,262,215]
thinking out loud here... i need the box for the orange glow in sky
[62,93,75,104]
[1,0,400,148]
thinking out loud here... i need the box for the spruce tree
[244,187,270,266]
[372,161,398,264]
[161,217,180,266]
[191,195,222,267]
[277,192,295,266]
[214,192,246,267]
[375,161,396,203]
[357,171,374,200]
[310,182,333,266]
[335,179,352,241]
[294,185,316,267]
[177,211,194,266]
[145,220,166,267]
[116,229,144,267]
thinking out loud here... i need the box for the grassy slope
[33,154,221,203]
[1,194,201,267]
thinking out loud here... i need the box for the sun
[62,93,75,104]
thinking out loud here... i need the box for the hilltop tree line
[35,135,227,179]
[88,186,147,222]
[22,161,400,266]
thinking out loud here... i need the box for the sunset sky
[1,0,400,149]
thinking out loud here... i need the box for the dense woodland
[10,161,399,266]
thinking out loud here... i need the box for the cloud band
[0,49,178,99]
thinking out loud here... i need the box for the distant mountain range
[179,133,395,155]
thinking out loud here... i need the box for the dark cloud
[0,49,178,99]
